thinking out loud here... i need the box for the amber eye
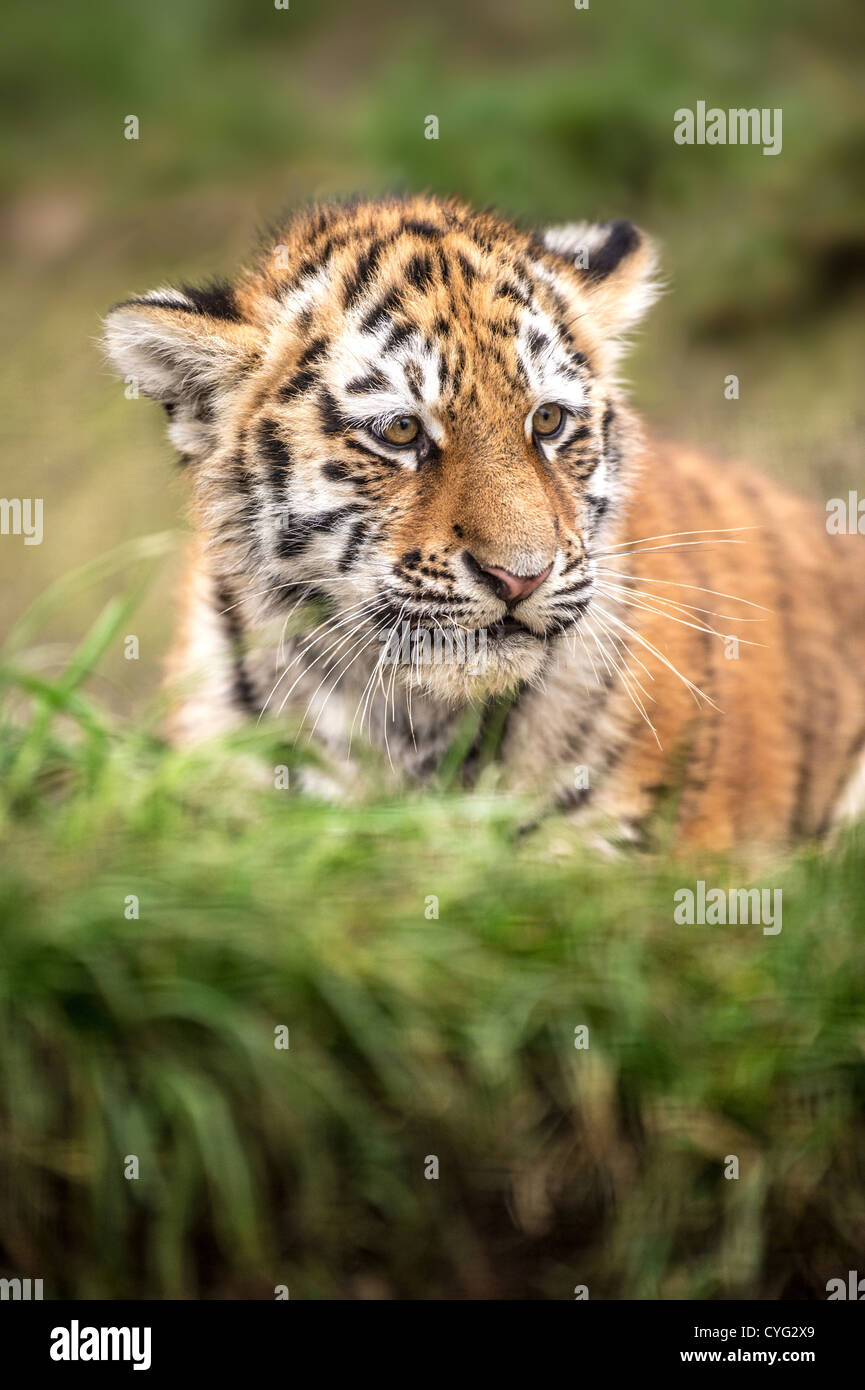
[531,402,565,439]
[378,415,421,447]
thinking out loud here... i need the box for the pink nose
[474,560,553,605]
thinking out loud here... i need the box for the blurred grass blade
[3,532,177,657]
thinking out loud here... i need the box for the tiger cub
[104,195,865,848]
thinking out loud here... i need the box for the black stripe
[178,280,243,322]
[257,419,293,489]
[343,438,399,467]
[459,684,526,786]
[276,505,362,560]
[404,251,435,292]
[381,320,414,354]
[495,281,530,307]
[317,389,348,436]
[216,581,259,715]
[296,336,329,369]
[601,404,622,481]
[401,219,442,239]
[321,459,353,482]
[584,221,640,282]
[345,369,388,395]
[339,520,369,571]
[342,238,386,308]
[361,286,403,334]
[278,366,319,401]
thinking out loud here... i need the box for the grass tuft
[1,555,864,1298]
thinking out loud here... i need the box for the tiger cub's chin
[397,629,550,705]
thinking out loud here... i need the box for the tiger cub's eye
[380,415,421,446]
[532,403,565,438]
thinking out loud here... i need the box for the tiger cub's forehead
[248,209,591,432]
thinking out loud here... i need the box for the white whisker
[273,598,389,719]
[583,614,660,746]
[597,582,764,647]
[596,568,771,613]
[595,525,761,555]
[593,602,721,712]
[594,539,746,560]
[304,610,397,743]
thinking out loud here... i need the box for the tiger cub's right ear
[102,282,258,455]
[542,219,662,363]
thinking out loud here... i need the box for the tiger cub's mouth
[485,616,536,640]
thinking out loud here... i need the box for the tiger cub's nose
[466,554,553,605]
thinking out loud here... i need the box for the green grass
[1,557,864,1299]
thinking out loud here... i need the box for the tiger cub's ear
[543,219,662,359]
[102,282,258,456]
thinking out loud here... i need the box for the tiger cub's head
[104,196,659,703]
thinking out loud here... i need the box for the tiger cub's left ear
[102,282,259,457]
[543,219,661,355]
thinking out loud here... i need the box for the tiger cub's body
[105,195,865,848]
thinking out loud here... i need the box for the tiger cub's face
[105,197,659,702]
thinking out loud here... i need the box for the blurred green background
[1,0,865,1301]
